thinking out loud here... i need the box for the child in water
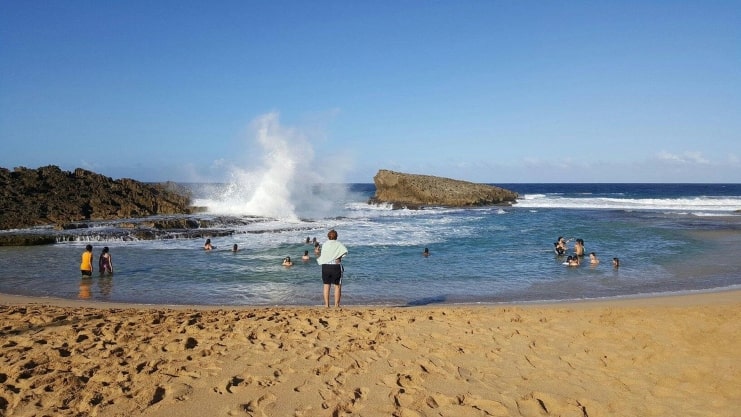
[99,246,113,274]
[589,252,599,265]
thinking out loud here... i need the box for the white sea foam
[515,194,741,212]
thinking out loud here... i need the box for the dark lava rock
[0,165,194,230]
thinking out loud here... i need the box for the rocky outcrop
[369,169,518,208]
[0,165,194,230]
[0,216,252,246]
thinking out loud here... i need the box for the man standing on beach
[316,229,348,308]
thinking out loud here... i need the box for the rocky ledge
[0,165,196,244]
[368,169,518,209]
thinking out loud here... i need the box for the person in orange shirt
[80,245,94,276]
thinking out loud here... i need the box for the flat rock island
[368,169,518,209]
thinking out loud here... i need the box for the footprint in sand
[517,391,590,417]
[166,382,193,401]
[238,392,277,417]
[226,376,246,394]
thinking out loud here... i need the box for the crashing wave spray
[202,112,347,220]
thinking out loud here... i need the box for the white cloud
[657,151,683,162]
[79,160,99,171]
[684,151,710,164]
[522,157,542,166]
[656,151,710,164]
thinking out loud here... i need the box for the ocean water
[1,183,740,306]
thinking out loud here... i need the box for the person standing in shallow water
[80,244,94,276]
[574,239,585,257]
[555,236,570,255]
[99,246,113,275]
[316,229,348,308]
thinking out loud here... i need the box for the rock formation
[369,169,518,208]
[0,165,194,230]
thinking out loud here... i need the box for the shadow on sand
[405,295,448,307]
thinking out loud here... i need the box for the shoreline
[1,286,739,310]
[2,289,738,416]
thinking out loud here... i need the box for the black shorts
[322,264,343,285]
[81,270,92,277]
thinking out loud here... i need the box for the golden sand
[1,291,739,417]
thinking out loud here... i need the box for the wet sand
[1,291,739,416]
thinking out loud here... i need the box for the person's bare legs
[323,284,331,307]
[334,284,342,307]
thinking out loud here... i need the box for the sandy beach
[1,291,739,417]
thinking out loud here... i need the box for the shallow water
[1,183,740,306]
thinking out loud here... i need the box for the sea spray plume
[203,112,350,220]
[244,114,303,219]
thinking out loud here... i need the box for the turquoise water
[0,183,739,306]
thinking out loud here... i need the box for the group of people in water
[78,244,114,299]
[203,230,349,307]
[555,236,620,268]
[80,229,350,307]
[80,231,620,305]
[282,237,322,266]
[79,244,114,276]
[203,235,337,268]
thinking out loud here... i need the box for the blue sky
[1,1,739,183]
